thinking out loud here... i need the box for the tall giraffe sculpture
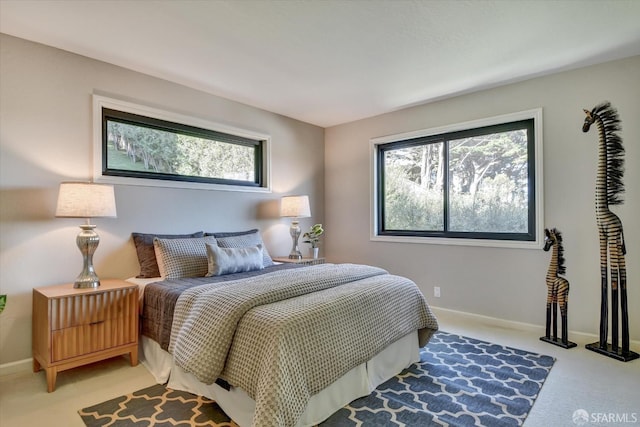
[582,101,638,361]
[540,228,576,348]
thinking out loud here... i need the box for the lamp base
[74,224,101,289]
[288,220,302,259]
[74,278,101,289]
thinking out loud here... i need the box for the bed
[128,230,439,427]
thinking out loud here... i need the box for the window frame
[92,95,271,192]
[370,109,544,249]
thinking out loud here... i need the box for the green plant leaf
[0,295,6,314]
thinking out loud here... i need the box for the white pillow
[153,236,216,279]
[206,242,264,276]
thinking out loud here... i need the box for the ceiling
[1,0,639,128]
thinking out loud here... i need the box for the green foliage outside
[385,166,443,230]
[107,122,255,181]
[384,129,529,233]
[108,145,149,172]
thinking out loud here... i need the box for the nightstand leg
[130,347,139,366]
[45,367,57,393]
[33,358,41,373]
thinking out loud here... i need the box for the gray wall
[325,56,640,341]
[0,34,325,365]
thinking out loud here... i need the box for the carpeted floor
[79,331,554,427]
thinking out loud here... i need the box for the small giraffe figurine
[541,228,576,348]
[582,101,638,361]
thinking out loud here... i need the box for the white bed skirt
[140,332,419,427]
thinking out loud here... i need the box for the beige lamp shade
[280,195,311,218]
[55,182,117,219]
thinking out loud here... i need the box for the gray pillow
[132,231,203,278]
[205,243,264,276]
[153,236,216,279]
[210,229,274,267]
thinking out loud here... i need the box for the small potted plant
[303,224,324,259]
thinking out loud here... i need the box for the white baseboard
[432,306,541,332]
[0,357,32,377]
[430,306,640,347]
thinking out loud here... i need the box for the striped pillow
[153,236,216,279]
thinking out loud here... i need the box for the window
[93,95,271,192]
[371,109,543,249]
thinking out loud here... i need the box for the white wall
[325,56,640,341]
[0,34,325,365]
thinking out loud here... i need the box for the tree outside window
[103,108,264,187]
[375,116,538,245]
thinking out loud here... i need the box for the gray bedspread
[141,263,300,350]
[169,263,438,427]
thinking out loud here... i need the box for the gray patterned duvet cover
[141,263,300,351]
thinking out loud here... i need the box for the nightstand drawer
[50,288,136,330]
[51,317,137,362]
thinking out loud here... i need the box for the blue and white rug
[79,331,554,427]
[321,331,555,427]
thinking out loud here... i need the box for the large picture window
[93,96,270,192]
[371,109,543,248]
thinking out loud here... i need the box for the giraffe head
[544,228,564,251]
[544,228,566,274]
[543,228,556,252]
[582,108,595,133]
[583,102,613,133]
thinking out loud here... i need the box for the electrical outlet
[434,286,441,298]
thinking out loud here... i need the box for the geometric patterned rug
[322,331,555,426]
[78,384,238,427]
[79,331,554,427]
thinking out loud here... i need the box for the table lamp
[280,195,311,259]
[55,182,117,288]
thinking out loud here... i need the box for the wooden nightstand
[273,257,326,266]
[32,279,139,392]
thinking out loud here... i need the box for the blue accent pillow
[205,243,264,276]
[206,229,274,267]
